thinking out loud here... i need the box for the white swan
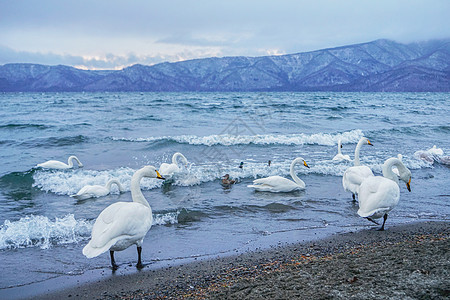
[427,145,443,156]
[37,155,83,169]
[159,152,188,177]
[357,156,411,231]
[342,137,374,200]
[332,139,351,162]
[82,166,165,270]
[247,157,309,192]
[71,179,125,200]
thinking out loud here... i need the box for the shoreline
[30,220,449,299]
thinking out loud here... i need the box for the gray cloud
[1,0,449,69]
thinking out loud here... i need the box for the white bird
[37,155,83,169]
[342,137,374,200]
[82,166,165,270]
[247,157,310,192]
[71,179,125,200]
[427,145,443,156]
[159,152,188,177]
[357,156,411,231]
[332,139,351,162]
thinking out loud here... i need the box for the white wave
[0,212,182,250]
[32,167,163,195]
[112,129,364,147]
[0,214,92,250]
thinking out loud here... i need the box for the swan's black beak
[367,140,374,146]
[406,178,411,192]
[304,161,310,168]
[156,170,165,180]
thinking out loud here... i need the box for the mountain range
[1,39,449,92]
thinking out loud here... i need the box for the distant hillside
[1,39,449,92]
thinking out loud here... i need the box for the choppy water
[0,92,449,297]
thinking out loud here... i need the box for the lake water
[0,92,449,298]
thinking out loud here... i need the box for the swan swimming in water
[247,157,309,192]
[357,156,411,231]
[159,152,188,177]
[37,155,83,169]
[71,179,125,200]
[82,166,165,270]
[332,139,351,162]
[342,137,374,200]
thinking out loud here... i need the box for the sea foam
[112,129,364,146]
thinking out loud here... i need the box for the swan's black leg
[378,214,388,231]
[352,193,356,201]
[366,217,379,225]
[136,246,144,269]
[110,250,119,270]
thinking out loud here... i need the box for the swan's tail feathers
[82,241,111,258]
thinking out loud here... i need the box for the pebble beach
[32,221,449,300]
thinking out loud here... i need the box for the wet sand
[34,221,449,299]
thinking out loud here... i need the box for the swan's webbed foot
[366,217,379,225]
[110,250,119,270]
[377,214,388,231]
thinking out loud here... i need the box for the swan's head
[140,165,165,180]
[397,165,411,192]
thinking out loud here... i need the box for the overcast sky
[1,0,449,69]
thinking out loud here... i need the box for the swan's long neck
[130,169,151,208]
[353,139,365,166]
[290,158,305,188]
[106,179,123,192]
[68,156,81,167]
[172,153,186,166]
[382,158,404,184]
[337,140,342,155]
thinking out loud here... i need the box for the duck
[247,157,309,192]
[37,155,83,169]
[357,156,411,231]
[71,179,125,200]
[159,152,188,178]
[239,162,244,169]
[82,166,165,270]
[221,174,236,186]
[342,137,374,200]
[332,139,351,162]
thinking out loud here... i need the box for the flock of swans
[35,139,413,269]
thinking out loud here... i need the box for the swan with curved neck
[358,157,411,231]
[159,152,188,177]
[247,157,310,192]
[342,137,374,200]
[82,166,165,270]
[71,179,125,200]
[37,155,83,169]
[333,139,351,162]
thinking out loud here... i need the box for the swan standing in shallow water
[37,155,83,169]
[159,152,188,177]
[71,179,125,200]
[82,166,165,270]
[247,157,309,192]
[358,157,411,231]
[332,139,351,162]
[342,137,374,200]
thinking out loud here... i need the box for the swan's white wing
[333,154,351,162]
[72,185,109,199]
[343,166,374,194]
[159,163,180,176]
[249,176,302,192]
[357,176,400,219]
[83,202,152,258]
[37,160,69,169]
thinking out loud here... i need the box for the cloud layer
[1,0,449,69]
